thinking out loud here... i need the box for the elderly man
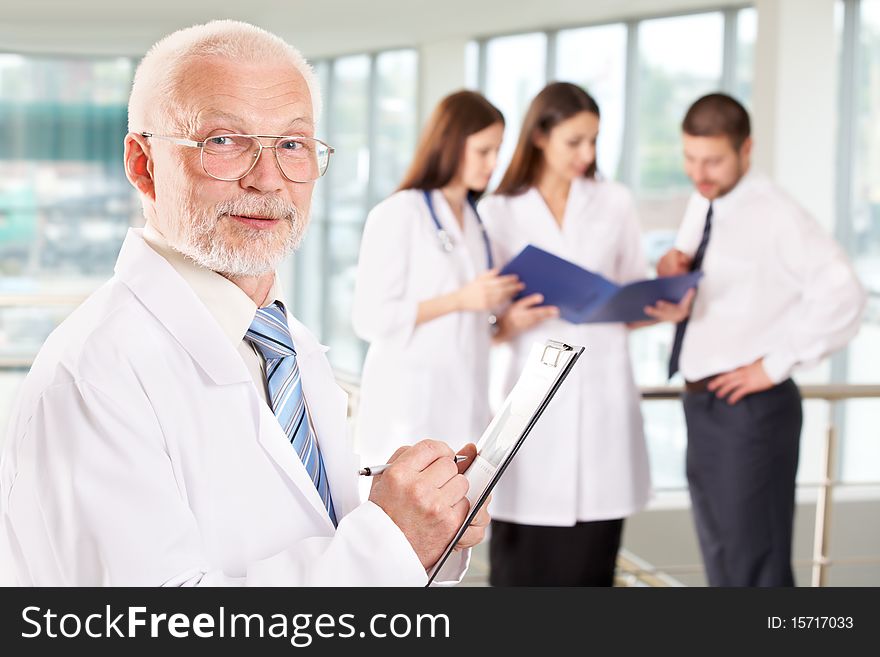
[0,20,485,586]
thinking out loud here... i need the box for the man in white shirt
[0,20,486,586]
[658,93,865,586]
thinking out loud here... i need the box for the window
[0,54,137,432]
[474,8,757,490]
[0,48,419,434]
[628,15,727,489]
[736,7,758,106]
[477,10,751,259]
[291,49,418,375]
[838,0,880,480]
[483,32,547,188]
[373,50,419,204]
[636,13,724,196]
[0,55,136,297]
[555,24,628,180]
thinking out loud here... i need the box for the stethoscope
[422,189,494,269]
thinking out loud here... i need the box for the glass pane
[0,56,137,285]
[796,399,835,485]
[372,50,418,203]
[636,12,724,196]
[326,55,370,225]
[0,54,137,363]
[323,223,364,374]
[641,398,687,490]
[291,216,325,336]
[484,32,547,189]
[292,60,330,334]
[629,13,724,395]
[840,399,880,482]
[840,0,880,483]
[319,55,370,370]
[848,0,880,385]
[556,23,628,180]
[735,7,758,108]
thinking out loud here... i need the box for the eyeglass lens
[201,135,330,182]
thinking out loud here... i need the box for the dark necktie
[667,203,713,380]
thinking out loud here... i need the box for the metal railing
[641,384,880,586]
[2,354,877,586]
[339,373,880,587]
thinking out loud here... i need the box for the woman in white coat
[353,91,554,466]
[479,82,693,586]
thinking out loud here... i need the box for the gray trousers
[683,378,802,586]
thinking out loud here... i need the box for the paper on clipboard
[425,340,584,585]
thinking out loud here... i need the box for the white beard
[166,187,308,277]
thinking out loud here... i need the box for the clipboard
[426,339,585,585]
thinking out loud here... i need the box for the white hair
[128,20,321,134]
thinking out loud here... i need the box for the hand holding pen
[365,441,485,570]
[360,454,467,476]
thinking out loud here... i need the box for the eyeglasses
[141,132,335,183]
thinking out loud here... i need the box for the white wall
[752,0,839,230]
[419,38,470,127]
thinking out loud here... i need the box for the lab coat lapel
[254,397,338,530]
[114,229,251,386]
[118,229,342,528]
[523,188,570,256]
[287,313,360,521]
[562,178,597,239]
[253,311,357,530]
[295,348,361,520]
[431,190,478,280]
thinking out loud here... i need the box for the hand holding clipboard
[426,340,584,585]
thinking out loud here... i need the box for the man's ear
[739,136,753,162]
[124,132,156,201]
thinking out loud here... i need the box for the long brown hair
[398,90,504,193]
[495,82,600,196]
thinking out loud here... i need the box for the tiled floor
[455,542,656,587]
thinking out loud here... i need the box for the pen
[358,454,468,477]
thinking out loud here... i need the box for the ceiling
[0,0,742,59]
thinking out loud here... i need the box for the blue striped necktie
[246,302,337,526]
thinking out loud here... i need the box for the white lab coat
[479,178,651,526]
[352,189,492,464]
[0,229,466,586]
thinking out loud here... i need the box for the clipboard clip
[541,340,573,367]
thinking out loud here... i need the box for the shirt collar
[141,222,285,346]
[708,168,759,213]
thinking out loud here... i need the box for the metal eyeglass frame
[140,132,335,183]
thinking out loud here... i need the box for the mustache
[214,195,298,223]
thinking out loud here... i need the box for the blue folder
[499,245,703,324]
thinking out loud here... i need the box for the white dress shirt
[674,171,866,383]
[142,223,275,404]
